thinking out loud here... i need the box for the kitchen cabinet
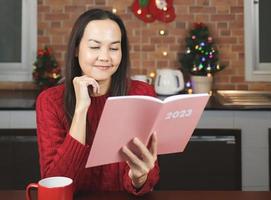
[155,129,241,190]
[198,111,271,191]
[0,129,40,189]
[0,110,37,189]
[0,111,36,129]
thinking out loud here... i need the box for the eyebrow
[88,39,121,44]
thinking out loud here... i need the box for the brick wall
[38,0,271,91]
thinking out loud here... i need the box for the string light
[160,9,168,58]
[186,48,191,54]
[52,73,58,79]
[200,42,205,46]
[186,81,191,88]
[112,8,117,13]
[208,36,213,42]
[198,63,204,70]
[159,29,167,36]
[216,64,220,70]
[137,9,142,15]
[192,67,197,71]
[162,51,168,56]
[149,71,156,78]
[209,53,213,58]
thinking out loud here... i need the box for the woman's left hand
[121,132,157,188]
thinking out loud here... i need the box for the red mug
[26,176,73,200]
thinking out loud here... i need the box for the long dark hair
[64,8,130,124]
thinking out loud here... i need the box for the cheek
[112,52,122,65]
[79,51,96,65]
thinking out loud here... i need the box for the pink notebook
[86,93,209,168]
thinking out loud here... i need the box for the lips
[94,65,112,70]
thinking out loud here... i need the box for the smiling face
[77,19,122,84]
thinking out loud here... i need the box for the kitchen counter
[1,89,271,110]
[160,90,271,111]
[1,190,271,200]
[0,90,38,110]
[206,95,271,111]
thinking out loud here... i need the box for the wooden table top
[1,190,271,200]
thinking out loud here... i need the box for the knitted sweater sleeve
[36,90,90,183]
[121,81,160,195]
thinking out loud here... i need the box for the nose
[97,48,110,62]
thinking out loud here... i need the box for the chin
[93,76,111,82]
[82,72,109,81]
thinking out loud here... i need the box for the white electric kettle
[154,69,184,95]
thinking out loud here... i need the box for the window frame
[0,0,37,82]
[244,0,271,82]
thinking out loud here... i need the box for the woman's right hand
[70,75,100,145]
[73,75,100,111]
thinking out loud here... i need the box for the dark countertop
[1,190,271,200]
[0,89,271,111]
[206,94,271,111]
[0,90,38,110]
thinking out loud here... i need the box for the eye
[110,47,119,51]
[89,46,100,50]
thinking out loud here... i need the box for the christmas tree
[32,47,62,89]
[180,23,225,76]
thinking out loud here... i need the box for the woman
[36,8,159,195]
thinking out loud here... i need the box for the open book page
[86,96,162,168]
[107,95,163,103]
[163,93,209,102]
[151,94,209,154]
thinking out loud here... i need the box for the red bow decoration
[132,0,176,23]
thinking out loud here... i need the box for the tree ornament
[149,0,176,23]
[208,36,213,42]
[200,42,205,46]
[132,0,155,22]
[131,0,176,23]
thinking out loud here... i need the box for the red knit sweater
[36,80,159,195]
